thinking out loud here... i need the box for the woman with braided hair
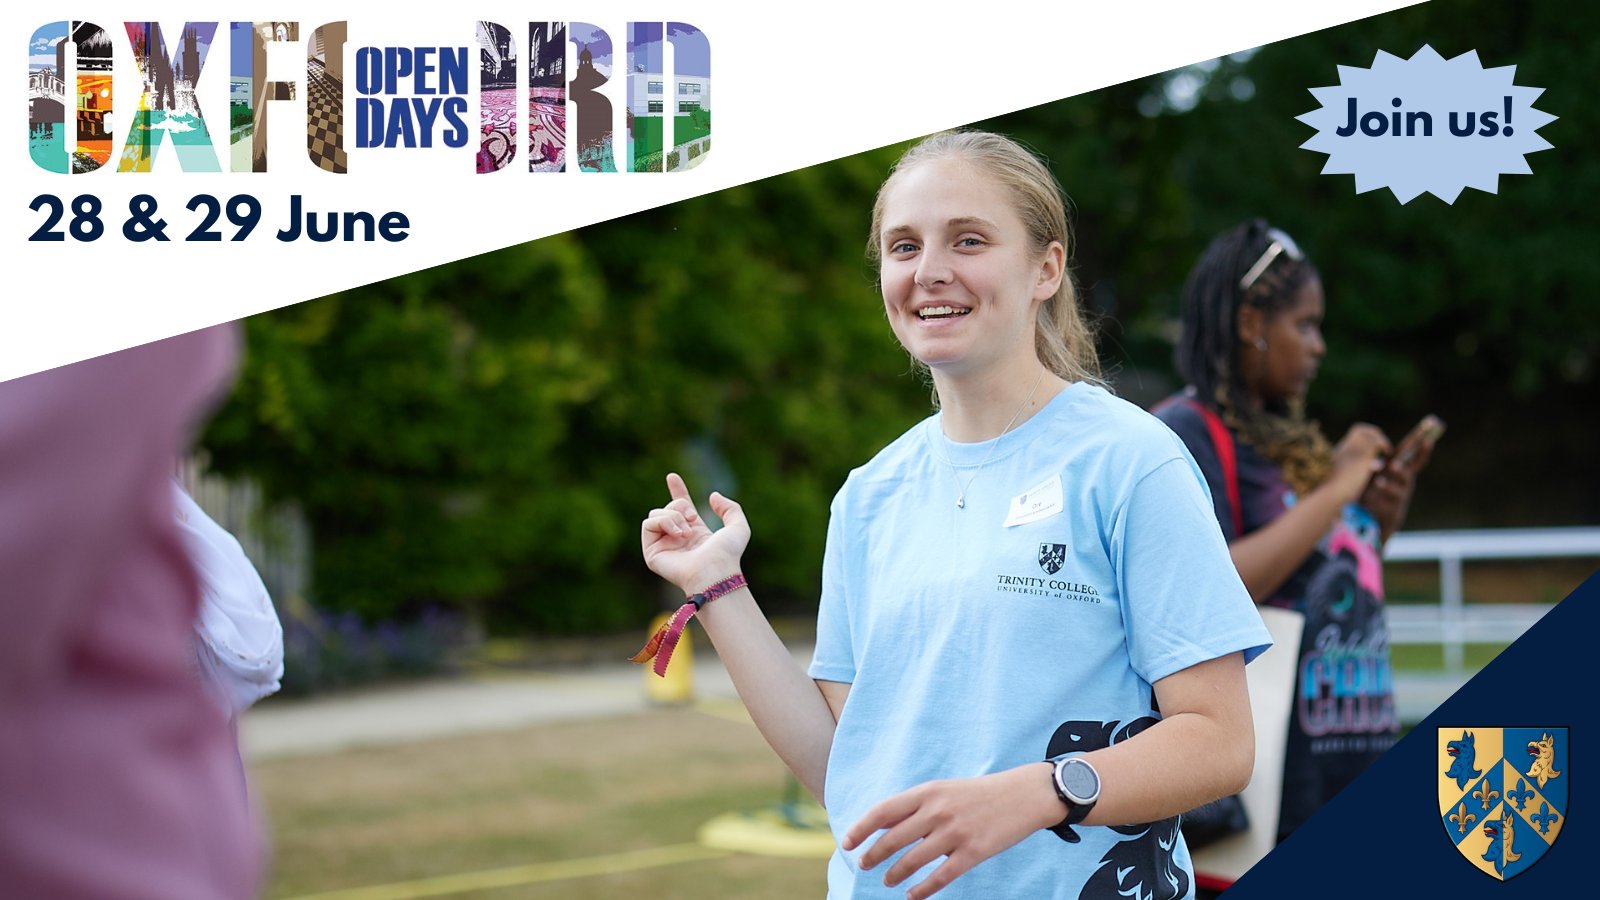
[1154,219,1435,843]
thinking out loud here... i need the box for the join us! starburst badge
[1437,727,1567,881]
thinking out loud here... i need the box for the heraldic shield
[1437,727,1568,880]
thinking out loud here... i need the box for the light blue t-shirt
[808,382,1272,900]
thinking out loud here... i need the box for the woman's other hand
[1359,464,1414,544]
[843,765,1061,900]
[641,472,750,594]
[1328,424,1392,503]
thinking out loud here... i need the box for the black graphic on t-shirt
[1047,716,1189,900]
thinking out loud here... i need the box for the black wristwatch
[1047,755,1101,840]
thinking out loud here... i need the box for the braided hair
[1175,219,1333,494]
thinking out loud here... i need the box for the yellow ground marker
[699,805,836,859]
[278,843,732,900]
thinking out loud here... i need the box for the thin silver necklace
[932,367,1047,509]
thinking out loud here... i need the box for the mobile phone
[1393,414,1445,469]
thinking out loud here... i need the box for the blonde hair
[866,130,1102,390]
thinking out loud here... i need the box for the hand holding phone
[1392,414,1445,472]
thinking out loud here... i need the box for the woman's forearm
[692,584,839,802]
[1073,708,1253,826]
[1228,480,1347,602]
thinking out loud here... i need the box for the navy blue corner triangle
[1226,568,1598,896]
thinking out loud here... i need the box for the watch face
[1060,759,1099,803]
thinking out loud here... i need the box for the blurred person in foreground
[0,327,260,898]
[1153,220,1435,843]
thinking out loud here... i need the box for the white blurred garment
[173,482,284,717]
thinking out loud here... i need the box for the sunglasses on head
[1238,227,1304,292]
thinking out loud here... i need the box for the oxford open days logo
[1297,45,1554,203]
[27,19,710,175]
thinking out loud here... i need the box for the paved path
[241,642,1464,761]
[241,644,813,761]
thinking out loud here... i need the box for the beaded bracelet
[629,573,748,677]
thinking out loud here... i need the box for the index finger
[665,472,693,503]
[843,790,920,851]
[1358,426,1394,457]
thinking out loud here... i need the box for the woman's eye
[891,241,918,254]
[957,237,985,248]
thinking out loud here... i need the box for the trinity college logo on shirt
[994,542,1102,602]
[1038,543,1067,575]
[1437,727,1567,881]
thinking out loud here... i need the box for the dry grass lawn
[253,706,829,899]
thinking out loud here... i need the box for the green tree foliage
[206,150,932,630]
[979,0,1598,526]
[206,0,1597,629]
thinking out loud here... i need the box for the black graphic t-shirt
[1156,398,1399,840]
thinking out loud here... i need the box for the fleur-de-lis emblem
[1450,801,1477,834]
[1474,783,1500,809]
[1507,778,1534,811]
[1531,801,1559,834]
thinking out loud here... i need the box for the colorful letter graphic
[527,22,566,172]
[28,21,114,173]
[119,21,219,172]
[231,21,298,172]
[626,22,663,173]
[307,22,347,173]
[665,23,710,170]
[477,21,517,173]
[568,23,616,172]
[627,22,710,173]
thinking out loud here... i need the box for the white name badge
[1004,473,1064,527]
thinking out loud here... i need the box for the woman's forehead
[879,159,1020,234]
[1272,276,1325,317]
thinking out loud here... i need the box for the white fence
[178,458,311,608]
[1384,527,1600,674]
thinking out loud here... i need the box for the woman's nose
[915,250,953,288]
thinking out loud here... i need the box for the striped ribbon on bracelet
[629,573,748,677]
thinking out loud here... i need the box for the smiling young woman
[640,132,1271,900]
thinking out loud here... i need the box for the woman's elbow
[1220,713,1256,796]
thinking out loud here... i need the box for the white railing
[179,456,311,607]
[1384,527,1600,674]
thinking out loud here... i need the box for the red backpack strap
[1152,394,1244,536]
[1187,400,1243,537]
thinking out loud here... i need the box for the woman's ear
[1236,303,1266,349]
[1034,240,1066,302]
